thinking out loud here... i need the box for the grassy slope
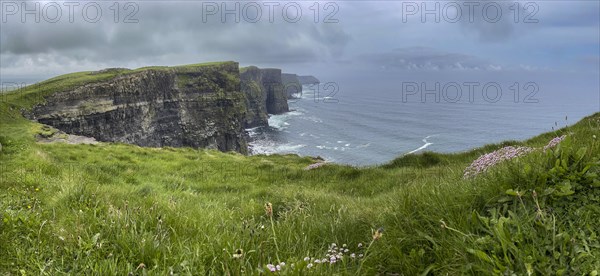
[1,71,599,274]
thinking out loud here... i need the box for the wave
[316,145,347,151]
[407,135,437,154]
[246,126,262,137]
[268,110,302,130]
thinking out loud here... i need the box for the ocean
[248,70,600,166]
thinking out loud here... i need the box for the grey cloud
[454,0,516,42]
[1,23,108,54]
[1,1,351,75]
[537,2,599,28]
[455,1,599,43]
[0,1,597,77]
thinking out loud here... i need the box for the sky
[0,0,599,81]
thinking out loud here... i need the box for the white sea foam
[268,110,302,130]
[315,144,352,151]
[246,126,261,137]
[407,142,432,155]
[248,107,319,156]
[407,135,438,154]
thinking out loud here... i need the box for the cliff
[26,62,249,154]
[240,66,289,128]
[281,73,302,99]
[22,62,299,153]
[298,75,320,85]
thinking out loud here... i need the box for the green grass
[1,80,600,274]
[135,61,237,74]
[1,61,238,111]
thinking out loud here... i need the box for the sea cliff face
[26,62,249,154]
[281,73,302,99]
[298,75,320,85]
[241,66,289,128]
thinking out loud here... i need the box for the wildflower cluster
[543,135,566,151]
[304,243,364,269]
[265,262,286,272]
[464,135,569,178]
[463,146,534,178]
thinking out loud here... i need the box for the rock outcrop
[298,75,320,85]
[240,66,289,128]
[27,62,249,154]
[281,73,302,99]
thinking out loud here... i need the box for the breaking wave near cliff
[247,109,306,155]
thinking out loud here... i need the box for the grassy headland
[0,73,599,274]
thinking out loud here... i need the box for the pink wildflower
[543,135,566,151]
[463,146,534,178]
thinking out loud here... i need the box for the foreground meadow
[1,87,599,274]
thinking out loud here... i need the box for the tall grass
[1,88,599,274]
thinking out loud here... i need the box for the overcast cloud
[0,0,598,79]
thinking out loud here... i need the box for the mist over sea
[249,69,600,166]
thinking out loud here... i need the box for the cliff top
[134,61,237,73]
[4,61,238,110]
